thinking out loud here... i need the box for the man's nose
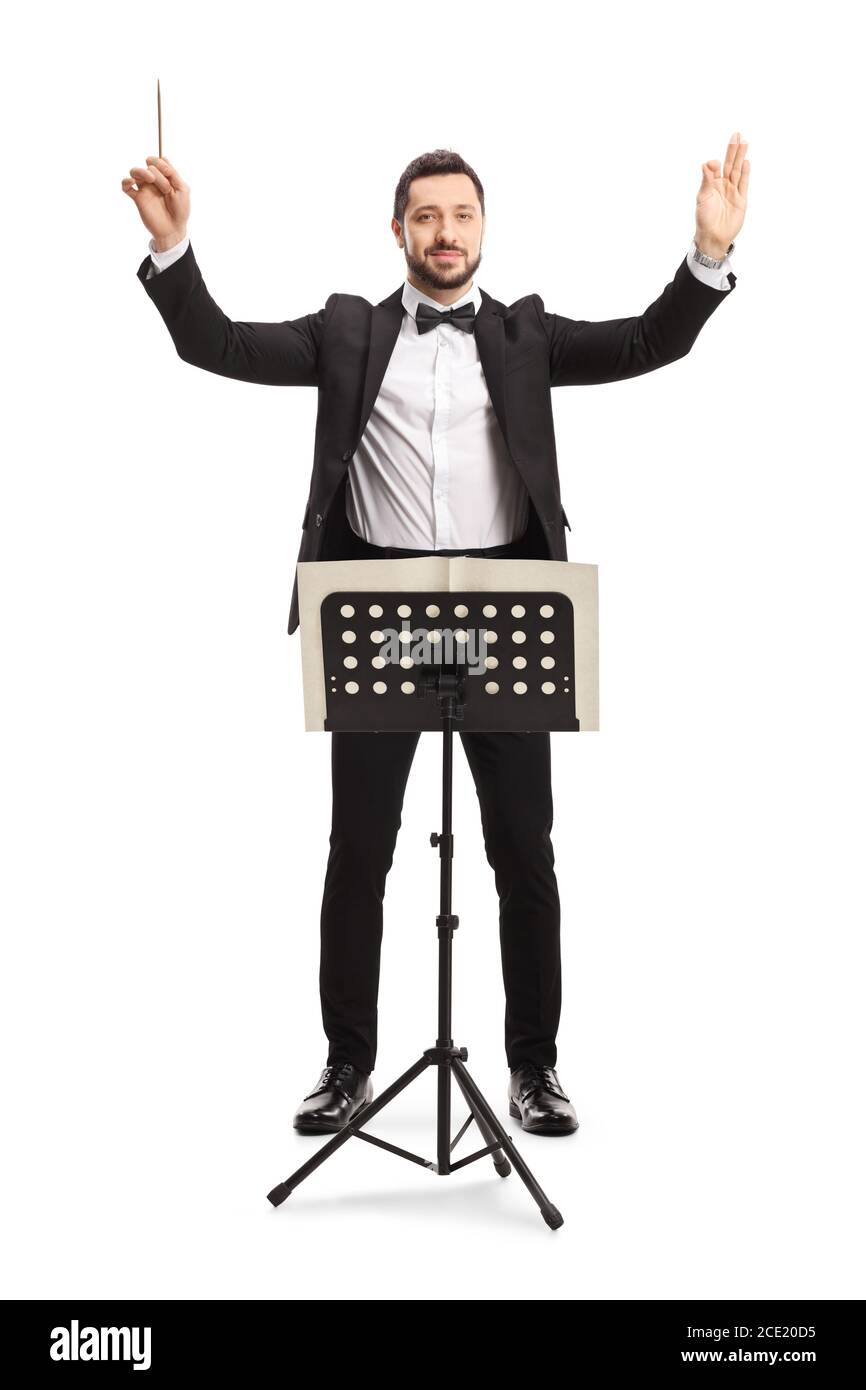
[436,224,462,246]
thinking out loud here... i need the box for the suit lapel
[473,288,508,451]
[356,286,404,447]
[356,283,510,457]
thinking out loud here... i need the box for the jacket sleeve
[534,254,737,388]
[136,238,336,386]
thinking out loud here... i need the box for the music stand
[267,555,599,1229]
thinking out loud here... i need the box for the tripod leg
[437,1062,451,1174]
[451,1066,511,1177]
[267,1054,432,1207]
[451,1058,563,1229]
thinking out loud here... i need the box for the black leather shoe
[293,1062,373,1134]
[508,1063,579,1135]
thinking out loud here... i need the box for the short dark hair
[393,149,485,227]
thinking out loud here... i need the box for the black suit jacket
[136,242,736,634]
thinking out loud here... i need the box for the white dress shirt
[345,275,531,549]
[147,235,734,547]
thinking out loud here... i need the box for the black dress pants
[318,529,562,1075]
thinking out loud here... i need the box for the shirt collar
[401,276,482,320]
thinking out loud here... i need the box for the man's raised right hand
[122,156,191,251]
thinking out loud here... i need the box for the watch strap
[692,240,735,270]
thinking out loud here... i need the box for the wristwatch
[692,240,735,270]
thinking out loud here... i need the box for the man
[123,137,749,1137]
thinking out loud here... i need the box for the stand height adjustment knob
[429,832,454,858]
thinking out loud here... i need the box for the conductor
[123,137,749,1138]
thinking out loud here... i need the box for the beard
[405,244,483,292]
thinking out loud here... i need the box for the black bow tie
[415,300,476,335]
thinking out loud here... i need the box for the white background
[2,0,864,1301]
